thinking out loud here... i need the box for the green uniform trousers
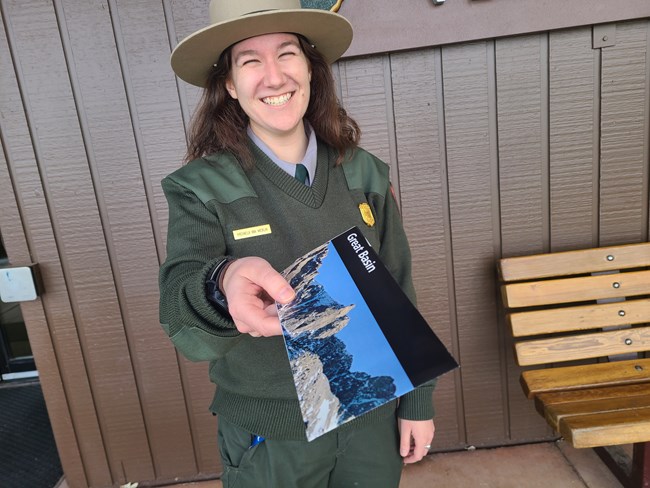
[217,415,403,488]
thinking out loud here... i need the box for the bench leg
[594,443,650,488]
[631,442,650,488]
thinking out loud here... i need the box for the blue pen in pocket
[250,434,265,449]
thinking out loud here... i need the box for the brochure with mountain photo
[277,227,458,441]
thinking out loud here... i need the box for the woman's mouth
[262,92,293,106]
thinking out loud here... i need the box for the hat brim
[170,9,353,88]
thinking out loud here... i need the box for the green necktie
[295,164,309,185]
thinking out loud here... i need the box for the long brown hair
[184,35,360,169]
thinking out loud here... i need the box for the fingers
[399,421,413,459]
[228,292,283,336]
[223,257,295,304]
[225,257,295,303]
[221,257,294,337]
[399,419,435,465]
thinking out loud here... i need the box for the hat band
[242,9,278,16]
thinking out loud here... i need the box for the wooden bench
[498,242,650,488]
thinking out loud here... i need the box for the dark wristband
[205,256,236,313]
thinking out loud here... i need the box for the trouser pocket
[217,417,260,487]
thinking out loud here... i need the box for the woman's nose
[263,59,286,87]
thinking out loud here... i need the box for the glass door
[0,231,37,381]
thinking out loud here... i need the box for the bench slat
[536,383,650,407]
[560,407,650,448]
[499,242,650,281]
[545,394,650,430]
[534,383,650,418]
[502,269,650,308]
[509,298,650,337]
[515,326,650,366]
[521,358,650,398]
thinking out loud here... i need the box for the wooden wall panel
[442,41,506,446]
[599,20,650,245]
[57,0,198,481]
[182,362,219,475]
[496,34,549,257]
[4,0,152,484]
[166,0,224,475]
[1,2,113,486]
[114,0,188,259]
[338,56,399,193]
[548,28,600,251]
[169,0,206,134]
[391,48,462,447]
[341,0,650,59]
[0,43,89,486]
[495,34,552,442]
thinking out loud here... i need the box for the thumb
[253,261,294,303]
[264,273,295,304]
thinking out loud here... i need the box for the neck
[251,123,308,164]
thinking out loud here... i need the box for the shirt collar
[247,122,317,186]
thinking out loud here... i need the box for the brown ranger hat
[170,0,353,88]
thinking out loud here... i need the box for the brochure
[277,227,458,441]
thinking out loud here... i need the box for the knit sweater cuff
[397,383,436,420]
[190,257,238,333]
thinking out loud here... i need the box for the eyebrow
[233,39,301,64]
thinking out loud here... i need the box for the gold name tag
[233,224,272,240]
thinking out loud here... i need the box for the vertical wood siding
[548,27,600,251]
[443,40,507,446]
[496,33,551,442]
[390,49,462,447]
[599,22,650,246]
[1,1,649,484]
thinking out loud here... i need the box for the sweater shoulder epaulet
[341,148,390,197]
[164,153,256,205]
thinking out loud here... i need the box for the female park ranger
[160,1,437,486]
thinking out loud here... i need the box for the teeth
[262,93,292,106]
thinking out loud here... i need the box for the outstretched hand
[221,257,295,337]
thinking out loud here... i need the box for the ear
[225,78,238,99]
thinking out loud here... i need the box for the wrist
[217,258,236,295]
[206,256,237,313]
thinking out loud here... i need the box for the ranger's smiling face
[226,33,312,144]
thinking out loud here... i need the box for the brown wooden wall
[1,1,649,486]
[340,0,650,58]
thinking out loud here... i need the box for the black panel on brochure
[331,227,458,386]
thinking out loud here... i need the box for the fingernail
[278,287,295,303]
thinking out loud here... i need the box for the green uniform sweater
[159,140,435,440]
